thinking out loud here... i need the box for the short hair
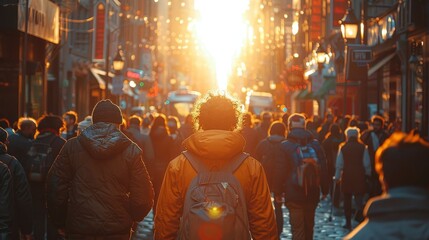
[192,90,242,131]
[375,132,429,190]
[269,121,286,137]
[0,118,10,129]
[63,111,78,123]
[17,117,37,130]
[288,113,306,130]
[37,115,65,134]
[371,115,385,126]
[129,115,142,126]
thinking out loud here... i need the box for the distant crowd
[1,92,429,240]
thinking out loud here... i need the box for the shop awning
[312,77,336,99]
[368,53,396,76]
[89,68,107,90]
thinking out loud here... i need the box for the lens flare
[194,0,249,90]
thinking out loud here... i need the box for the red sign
[94,3,105,60]
[333,0,348,27]
[310,0,322,42]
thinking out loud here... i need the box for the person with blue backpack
[273,113,329,240]
[154,90,277,240]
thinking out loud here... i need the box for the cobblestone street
[132,197,357,240]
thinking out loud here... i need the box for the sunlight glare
[194,0,249,90]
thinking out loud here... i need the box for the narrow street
[132,197,355,240]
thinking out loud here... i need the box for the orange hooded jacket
[154,130,278,240]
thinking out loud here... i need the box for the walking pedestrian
[335,127,371,230]
[7,117,37,173]
[254,121,286,238]
[0,127,33,240]
[61,111,78,140]
[345,132,429,239]
[0,161,13,239]
[167,115,184,157]
[240,112,259,157]
[360,115,389,197]
[154,91,277,240]
[255,111,273,144]
[29,115,66,240]
[273,113,329,240]
[46,99,154,239]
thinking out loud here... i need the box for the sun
[193,0,250,90]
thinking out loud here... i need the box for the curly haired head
[192,90,243,132]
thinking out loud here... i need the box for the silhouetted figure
[0,128,32,240]
[335,127,371,230]
[154,91,277,239]
[345,132,429,239]
[47,99,154,239]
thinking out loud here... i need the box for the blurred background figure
[167,116,184,157]
[0,118,16,137]
[240,112,258,157]
[7,118,37,172]
[335,127,371,230]
[345,132,429,239]
[178,114,194,140]
[61,111,78,140]
[255,111,273,144]
[77,116,92,135]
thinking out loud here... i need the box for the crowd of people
[0,91,428,240]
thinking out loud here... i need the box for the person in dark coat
[124,115,155,179]
[178,114,194,140]
[360,115,389,197]
[345,132,429,239]
[0,162,13,239]
[150,114,174,215]
[254,121,286,237]
[273,113,329,240]
[0,128,33,240]
[322,123,345,206]
[335,127,371,230]
[167,115,184,157]
[29,115,66,240]
[7,118,37,173]
[240,112,259,156]
[46,99,154,239]
[255,111,273,144]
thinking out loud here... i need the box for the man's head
[260,111,273,124]
[345,126,360,140]
[375,132,429,191]
[63,111,78,128]
[192,91,242,131]
[17,117,37,139]
[0,118,10,129]
[0,127,8,144]
[269,121,286,137]
[371,115,385,133]
[37,115,65,135]
[287,113,306,131]
[129,115,142,127]
[92,99,123,125]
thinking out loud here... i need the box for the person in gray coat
[344,131,429,240]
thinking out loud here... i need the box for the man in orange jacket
[154,91,278,240]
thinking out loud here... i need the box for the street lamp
[339,1,359,42]
[340,0,359,117]
[113,48,125,72]
[315,44,327,66]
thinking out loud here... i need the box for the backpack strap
[224,152,249,173]
[182,151,208,173]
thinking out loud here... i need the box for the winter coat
[254,135,285,190]
[335,138,371,194]
[273,128,329,204]
[0,142,32,238]
[322,133,344,179]
[0,162,13,239]
[7,132,32,174]
[150,127,174,192]
[345,187,429,240]
[124,126,155,178]
[154,130,278,240]
[46,122,154,238]
[240,126,259,157]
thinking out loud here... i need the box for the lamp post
[111,48,125,104]
[314,43,328,117]
[340,0,359,117]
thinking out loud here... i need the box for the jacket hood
[287,128,314,145]
[0,142,6,154]
[267,135,284,143]
[183,130,245,168]
[78,122,131,160]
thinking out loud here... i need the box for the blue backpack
[178,151,251,240]
[294,143,321,196]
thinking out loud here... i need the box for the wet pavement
[132,197,358,240]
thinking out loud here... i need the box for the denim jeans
[285,201,317,240]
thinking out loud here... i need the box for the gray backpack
[178,151,251,240]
